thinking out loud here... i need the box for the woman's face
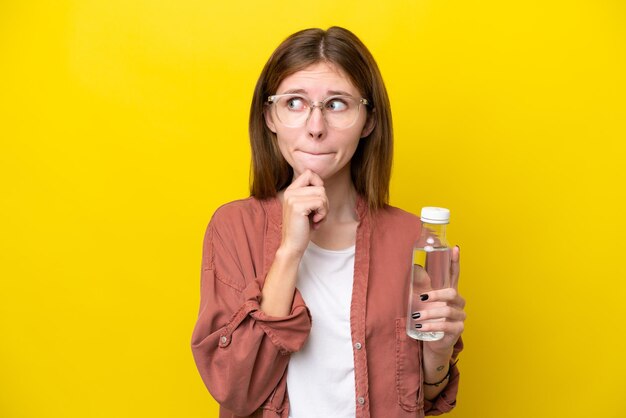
[265,62,373,181]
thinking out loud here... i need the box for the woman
[191,26,465,418]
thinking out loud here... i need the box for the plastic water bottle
[407,207,451,341]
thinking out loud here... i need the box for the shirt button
[357,396,365,405]
[220,336,228,345]
[354,342,362,350]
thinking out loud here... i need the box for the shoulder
[375,204,421,227]
[207,196,280,238]
[368,204,422,241]
[202,197,278,269]
[211,197,265,225]
[371,205,422,251]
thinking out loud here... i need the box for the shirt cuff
[242,278,312,354]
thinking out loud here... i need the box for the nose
[306,105,326,140]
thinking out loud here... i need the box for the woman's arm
[260,246,303,316]
[423,345,454,400]
[412,246,466,402]
[261,170,329,316]
[191,215,311,416]
[423,337,464,413]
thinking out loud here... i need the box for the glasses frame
[267,93,370,129]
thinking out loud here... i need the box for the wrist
[424,359,458,387]
[422,343,454,362]
[275,244,306,261]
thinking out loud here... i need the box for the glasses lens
[273,95,362,128]
[273,95,308,127]
[323,96,359,128]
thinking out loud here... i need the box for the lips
[297,150,333,156]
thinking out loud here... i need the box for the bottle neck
[421,222,449,248]
[423,222,448,237]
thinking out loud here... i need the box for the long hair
[249,26,393,211]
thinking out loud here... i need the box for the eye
[326,98,349,112]
[285,96,306,111]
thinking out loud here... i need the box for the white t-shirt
[287,241,356,418]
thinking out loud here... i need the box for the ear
[360,110,376,138]
[264,107,277,133]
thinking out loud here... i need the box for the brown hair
[249,26,393,211]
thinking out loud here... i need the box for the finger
[412,305,466,322]
[449,245,460,290]
[306,170,324,187]
[420,288,465,309]
[311,215,326,229]
[290,196,328,218]
[287,169,324,190]
[311,196,329,224]
[288,196,328,227]
[311,209,328,225]
[285,186,327,199]
[414,320,464,336]
[412,264,432,293]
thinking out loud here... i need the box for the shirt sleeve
[191,218,312,416]
[424,337,464,415]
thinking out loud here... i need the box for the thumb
[449,245,460,289]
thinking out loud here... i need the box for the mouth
[297,150,334,156]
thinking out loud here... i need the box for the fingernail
[415,324,422,329]
[456,245,460,251]
[411,312,421,319]
[420,294,429,301]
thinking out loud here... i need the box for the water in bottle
[407,207,451,341]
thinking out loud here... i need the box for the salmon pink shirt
[191,196,462,418]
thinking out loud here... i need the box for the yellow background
[1,1,625,417]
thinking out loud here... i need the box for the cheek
[340,130,364,158]
[343,141,361,162]
[275,133,295,163]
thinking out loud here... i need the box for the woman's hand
[261,170,328,316]
[279,170,329,256]
[415,246,465,355]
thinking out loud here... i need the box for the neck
[311,164,357,223]
[310,165,359,250]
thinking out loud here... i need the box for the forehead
[276,62,359,96]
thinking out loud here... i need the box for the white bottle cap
[420,207,450,224]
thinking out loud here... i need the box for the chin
[296,164,331,178]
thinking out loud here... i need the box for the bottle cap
[420,207,450,224]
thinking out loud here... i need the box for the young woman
[191,26,466,418]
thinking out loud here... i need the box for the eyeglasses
[267,94,369,129]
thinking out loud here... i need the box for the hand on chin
[294,164,327,180]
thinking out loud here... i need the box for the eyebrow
[280,88,355,97]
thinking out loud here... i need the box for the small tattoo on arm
[437,365,445,372]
